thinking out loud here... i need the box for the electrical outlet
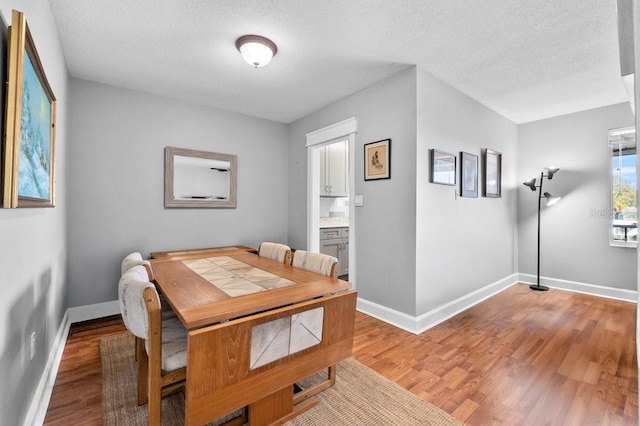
[30,332,35,360]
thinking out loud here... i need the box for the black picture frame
[364,139,391,181]
[460,151,478,197]
[483,148,502,198]
[430,149,456,185]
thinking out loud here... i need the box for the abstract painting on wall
[3,10,56,208]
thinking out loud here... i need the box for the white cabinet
[319,227,349,277]
[320,140,348,197]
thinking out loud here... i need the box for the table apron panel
[184,291,357,426]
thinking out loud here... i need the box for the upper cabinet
[320,140,348,197]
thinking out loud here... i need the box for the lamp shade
[546,167,560,179]
[543,192,561,206]
[236,35,278,68]
[523,178,537,191]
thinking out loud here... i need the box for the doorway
[306,118,357,286]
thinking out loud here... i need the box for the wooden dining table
[149,246,357,426]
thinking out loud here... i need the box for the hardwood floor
[43,316,126,425]
[44,284,638,425]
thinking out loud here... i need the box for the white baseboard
[518,274,637,302]
[357,273,638,335]
[414,273,518,334]
[23,300,121,426]
[357,273,519,335]
[356,298,419,334]
[67,300,120,323]
[23,311,71,426]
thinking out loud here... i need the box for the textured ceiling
[49,0,628,124]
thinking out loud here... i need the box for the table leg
[248,386,318,426]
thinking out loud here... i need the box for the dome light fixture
[235,35,278,68]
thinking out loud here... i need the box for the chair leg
[137,340,149,406]
[134,336,141,361]
[148,380,161,426]
[328,364,336,386]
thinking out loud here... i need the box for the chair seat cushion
[162,338,188,372]
[145,316,188,372]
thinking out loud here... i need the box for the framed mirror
[165,146,237,208]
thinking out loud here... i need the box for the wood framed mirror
[164,146,237,208]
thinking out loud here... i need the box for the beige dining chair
[121,252,177,315]
[291,249,339,279]
[118,264,188,425]
[258,241,292,264]
[290,250,339,403]
[121,252,149,276]
[121,252,178,362]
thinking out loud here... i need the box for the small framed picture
[483,148,502,198]
[460,152,478,197]
[364,139,391,181]
[430,149,456,185]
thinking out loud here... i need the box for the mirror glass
[165,147,237,208]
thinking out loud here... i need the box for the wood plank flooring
[43,316,126,425]
[44,284,638,425]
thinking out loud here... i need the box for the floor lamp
[523,167,561,291]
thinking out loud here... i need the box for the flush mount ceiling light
[235,35,277,68]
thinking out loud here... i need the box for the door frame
[306,117,357,286]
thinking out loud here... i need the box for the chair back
[118,265,158,339]
[292,250,339,278]
[259,242,292,264]
[121,252,154,281]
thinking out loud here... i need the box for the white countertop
[319,217,349,228]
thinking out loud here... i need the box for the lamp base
[529,284,549,291]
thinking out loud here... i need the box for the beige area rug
[102,333,463,425]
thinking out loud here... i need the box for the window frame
[608,126,637,248]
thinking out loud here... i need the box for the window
[609,126,637,247]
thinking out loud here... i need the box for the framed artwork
[3,10,57,208]
[460,151,478,197]
[164,146,237,208]
[364,139,391,181]
[483,148,502,198]
[430,149,456,185]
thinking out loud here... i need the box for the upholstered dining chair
[118,264,188,425]
[121,252,177,313]
[290,250,339,403]
[121,252,150,276]
[291,250,339,279]
[121,252,178,363]
[258,242,292,264]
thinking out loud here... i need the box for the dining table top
[150,247,352,329]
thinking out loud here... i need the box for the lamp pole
[524,167,559,291]
[532,171,549,291]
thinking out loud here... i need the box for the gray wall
[518,103,636,290]
[288,67,418,315]
[67,78,289,307]
[415,68,519,315]
[0,1,69,424]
